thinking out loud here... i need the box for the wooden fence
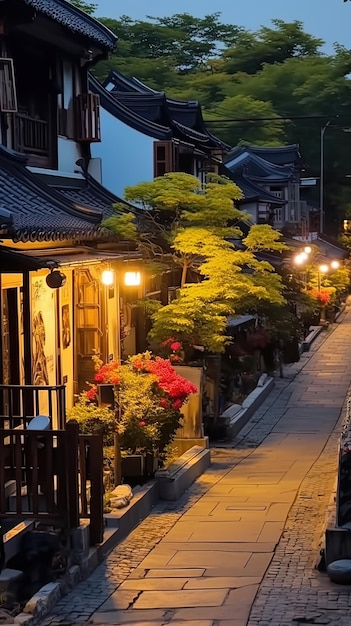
[0,421,104,545]
[0,384,66,430]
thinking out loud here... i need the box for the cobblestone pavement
[41,306,351,626]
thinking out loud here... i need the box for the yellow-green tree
[105,172,287,352]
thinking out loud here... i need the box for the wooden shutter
[74,93,101,142]
[0,58,17,113]
[153,141,175,177]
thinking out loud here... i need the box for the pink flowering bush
[160,337,184,364]
[74,352,197,460]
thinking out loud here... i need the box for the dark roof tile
[0,146,106,243]
[24,0,116,50]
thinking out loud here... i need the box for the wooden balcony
[74,93,101,143]
[12,113,53,167]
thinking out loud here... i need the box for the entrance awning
[0,246,51,272]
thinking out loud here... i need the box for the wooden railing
[0,422,104,545]
[13,113,49,156]
[0,385,66,431]
[74,93,101,143]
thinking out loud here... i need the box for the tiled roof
[96,70,230,152]
[226,144,303,168]
[89,74,172,140]
[53,174,138,220]
[24,0,117,50]
[225,150,295,183]
[221,167,285,205]
[0,146,108,243]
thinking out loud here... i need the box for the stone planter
[121,454,145,478]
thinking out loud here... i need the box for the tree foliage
[91,12,351,232]
[68,0,97,14]
[105,172,287,352]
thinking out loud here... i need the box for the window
[153,141,178,177]
[270,186,283,199]
[0,58,17,112]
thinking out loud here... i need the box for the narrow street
[42,304,351,626]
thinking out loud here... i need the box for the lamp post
[320,121,332,235]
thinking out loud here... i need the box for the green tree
[106,172,287,352]
[93,13,241,86]
[68,0,97,14]
[221,20,323,75]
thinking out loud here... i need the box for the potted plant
[71,352,197,485]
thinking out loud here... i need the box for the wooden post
[89,430,104,545]
[114,431,122,487]
[66,421,79,529]
[22,272,32,386]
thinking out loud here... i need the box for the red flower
[170,354,181,363]
[172,399,183,410]
[139,421,146,427]
[86,386,97,401]
[170,341,182,352]
[159,398,168,408]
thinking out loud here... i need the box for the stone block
[325,527,351,565]
[0,568,23,592]
[155,446,211,501]
[71,519,90,559]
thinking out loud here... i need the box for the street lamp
[318,264,329,291]
[320,121,332,235]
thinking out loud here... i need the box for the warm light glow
[319,264,329,274]
[331,260,340,270]
[294,254,304,265]
[125,271,141,286]
[300,252,308,262]
[304,246,312,254]
[102,269,114,286]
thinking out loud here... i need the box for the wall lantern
[46,269,66,289]
[124,271,141,287]
[101,269,115,286]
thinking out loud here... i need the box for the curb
[14,481,159,625]
[221,376,275,439]
[10,446,210,625]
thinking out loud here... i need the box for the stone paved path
[42,305,351,626]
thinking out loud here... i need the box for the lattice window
[0,58,17,113]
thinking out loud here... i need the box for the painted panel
[91,108,154,197]
[31,273,56,387]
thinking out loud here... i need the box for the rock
[110,496,130,509]
[327,559,351,583]
[110,484,133,500]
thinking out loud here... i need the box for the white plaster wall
[91,108,154,197]
[58,137,81,173]
[57,62,82,174]
[242,202,258,223]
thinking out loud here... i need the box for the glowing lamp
[331,260,340,270]
[294,254,303,265]
[102,270,114,286]
[304,246,312,254]
[124,271,141,287]
[319,264,329,274]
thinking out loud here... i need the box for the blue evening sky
[94,0,350,54]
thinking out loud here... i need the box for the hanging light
[102,269,115,286]
[331,260,340,270]
[46,269,66,289]
[124,271,141,286]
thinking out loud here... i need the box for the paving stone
[38,306,351,626]
[119,578,187,591]
[133,588,228,609]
